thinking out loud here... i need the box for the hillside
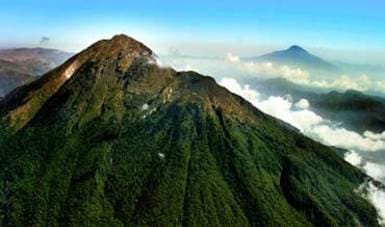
[0,35,380,226]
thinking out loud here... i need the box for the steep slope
[251,45,339,73]
[0,35,380,226]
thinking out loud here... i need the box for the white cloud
[257,96,323,131]
[350,153,385,225]
[344,152,385,224]
[294,98,310,109]
[309,125,385,152]
[226,53,240,63]
[219,78,259,103]
[364,131,385,141]
[344,151,363,166]
[363,162,385,183]
[359,182,385,225]
[239,60,309,81]
[343,151,385,182]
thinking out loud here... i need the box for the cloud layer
[226,53,310,81]
[220,78,385,152]
[225,53,385,94]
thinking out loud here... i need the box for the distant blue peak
[287,45,307,53]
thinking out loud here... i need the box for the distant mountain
[0,35,380,226]
[0,47,73,75]
[0,59,35,96]
[314,90,385,132]
[251,77,385,133]
[250,45,339,73]
[0,47,72,96]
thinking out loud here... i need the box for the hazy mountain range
[0,35,381,226]
[0,48,72,96]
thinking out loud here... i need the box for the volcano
[0,35,379,226]
[252,45,339,73]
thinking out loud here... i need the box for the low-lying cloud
[359,181,385,225]
[220,78,385,152]
[225,53,385,94]
[344,151,385,183]
[226,53,309,81]
[219,77,385,223]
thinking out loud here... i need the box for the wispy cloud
[40,36,50,45]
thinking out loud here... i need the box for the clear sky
[2,0,385,63]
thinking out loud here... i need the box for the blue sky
[1,0,385,63]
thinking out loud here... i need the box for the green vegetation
[0,35,380,226]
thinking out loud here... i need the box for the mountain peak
[287,45,308,53]
[255,44,338,72]
[60,34,156,80]
[106,34,151,51]
[82,34,155,63]
[0,34,157,129]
